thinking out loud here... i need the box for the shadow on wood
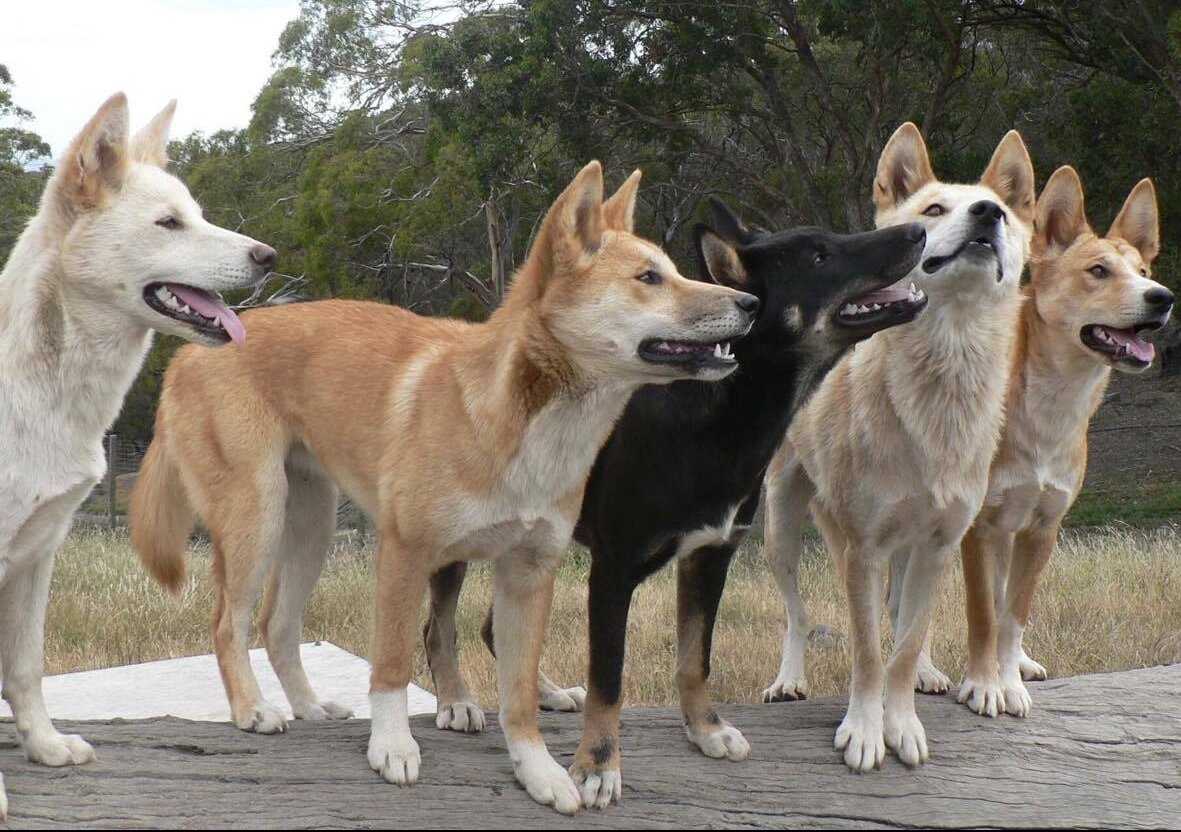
[2,664,1179,828]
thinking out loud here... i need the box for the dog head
[693,200,927,364]
[521,162,758,383]
[873,123,1035,305]
[1029,166,1171,373]
[44,93,274,346]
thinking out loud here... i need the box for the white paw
[367,732,421,785]
[957,675,1006,718]
[1001,676,1032,718]
[688,722,751,761]
[835,707,884,772]
[235,701,288,734]
[1019,654,1047,682]
[1,771,8,823]
[293,700,354,721]
[24,731,96,767]
[570,764,622,810]
[914,655,951,694]
[883,706,929,767]
[513,749,581,815]
[762,676,809,703]
[539,685,586,713]
[435,701,486,734]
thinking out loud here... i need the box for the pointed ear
[550,160,604,261]
[695,225,748,289]
[980,130,1036,224]
[131,99,177,168]
[708,198,761,245]
[1108,178,1160,264]
[602,169,641,232]
[873,122,935,213]
[54,92,130,212]
[1034,166,1090,256]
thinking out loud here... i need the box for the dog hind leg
[424,562,485,733]
[259,466,351,722]
[888,553,950,695]
[478,602,585,715]
[762,448,815,703]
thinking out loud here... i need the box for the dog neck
[0,214,154,438]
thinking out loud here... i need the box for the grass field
[45,525,1181,708]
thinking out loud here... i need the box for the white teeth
[871,303,882,311]
[164,295,180,310]
[155,286,169,301]
[714,343,723,358]
[841,303,857,315]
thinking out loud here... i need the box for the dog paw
[835,707,884,772]
[1019,654,1047,682]
[513,748,581,815]
[687,721,751,761]
[762,676,809,703]
[24,731,96,767]
[957,675,1006,718]
[294,700,353,721]
[235,701,288,734]
[570,761,622,810]
[435,701,486,733]
[914,654,951,695]
[884,706,929,767]
[539,685,586,713]
[1001,676,1032,718]
[368,732,421,785]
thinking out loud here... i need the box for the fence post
[107,434,118,530]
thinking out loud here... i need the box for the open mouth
[1080,322,1159,369]
[638,338,736,370]
[836,280,928,329]
[922,237,1003,282]
[143,283,246,345]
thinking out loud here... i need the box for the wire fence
[78,434,370,538]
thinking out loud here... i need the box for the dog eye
[156,216,181,230]
[813,251,827,266]
[637,270,662,285]
[1089,265,1108,279]
[922,204,945,217]
[1140,268,1148,277]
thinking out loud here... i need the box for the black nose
[904,223,926,245]
[969,200,1004,224]
[735,293,760,316]
[251,243,277,270]
[1145,286,1174,310]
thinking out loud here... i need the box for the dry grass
[46,525,1181,707]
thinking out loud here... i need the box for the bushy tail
[129,434,195,593]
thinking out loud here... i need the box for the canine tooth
[155,286,169,301]
[164,295,180,310]
[714,343,723,358]
[841,304,856,315]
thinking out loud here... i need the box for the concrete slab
[0,642,436,722]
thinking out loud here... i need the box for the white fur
[674,502,747,560]
[367,689,420,785]
[0,95,270,806]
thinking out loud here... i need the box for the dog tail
[130,433,194,593]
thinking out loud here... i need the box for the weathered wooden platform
[2,664,1179,829]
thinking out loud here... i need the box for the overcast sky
[1,0,300,158]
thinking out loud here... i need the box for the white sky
[0,0,301,158]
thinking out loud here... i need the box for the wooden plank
[2,664,1179,829]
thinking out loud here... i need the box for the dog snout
[1145,286,1174,312]
[250,243,278,271]
[969,200,1004,225]
[734,292,760,318]
[904,223,926,246]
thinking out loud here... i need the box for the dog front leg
[959,523,1007,717]
[423,562,486,733]
[569,556,637,809]
[368,537,430,786]
[763,457,815,703]
[888,552,950,695]
[834,545,887,772]
[493,550,581,815]
[998,524,1058,716]
[0,552,95,768]
[676,544,749,762]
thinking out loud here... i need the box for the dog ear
[695,224,748,289]
[980,130,1036,225]
[1107,178,1160,264]
[550,160,605,262]
[602,169,641,233]
[1034,166,1090,256]
[873,123,935,213]
[52,92,130,213]
[708,198,762,245]
[131,99,177,168]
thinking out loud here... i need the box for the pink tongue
[167,284,246,345]
[854,279,910,306]
[1104,327,1154,362]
